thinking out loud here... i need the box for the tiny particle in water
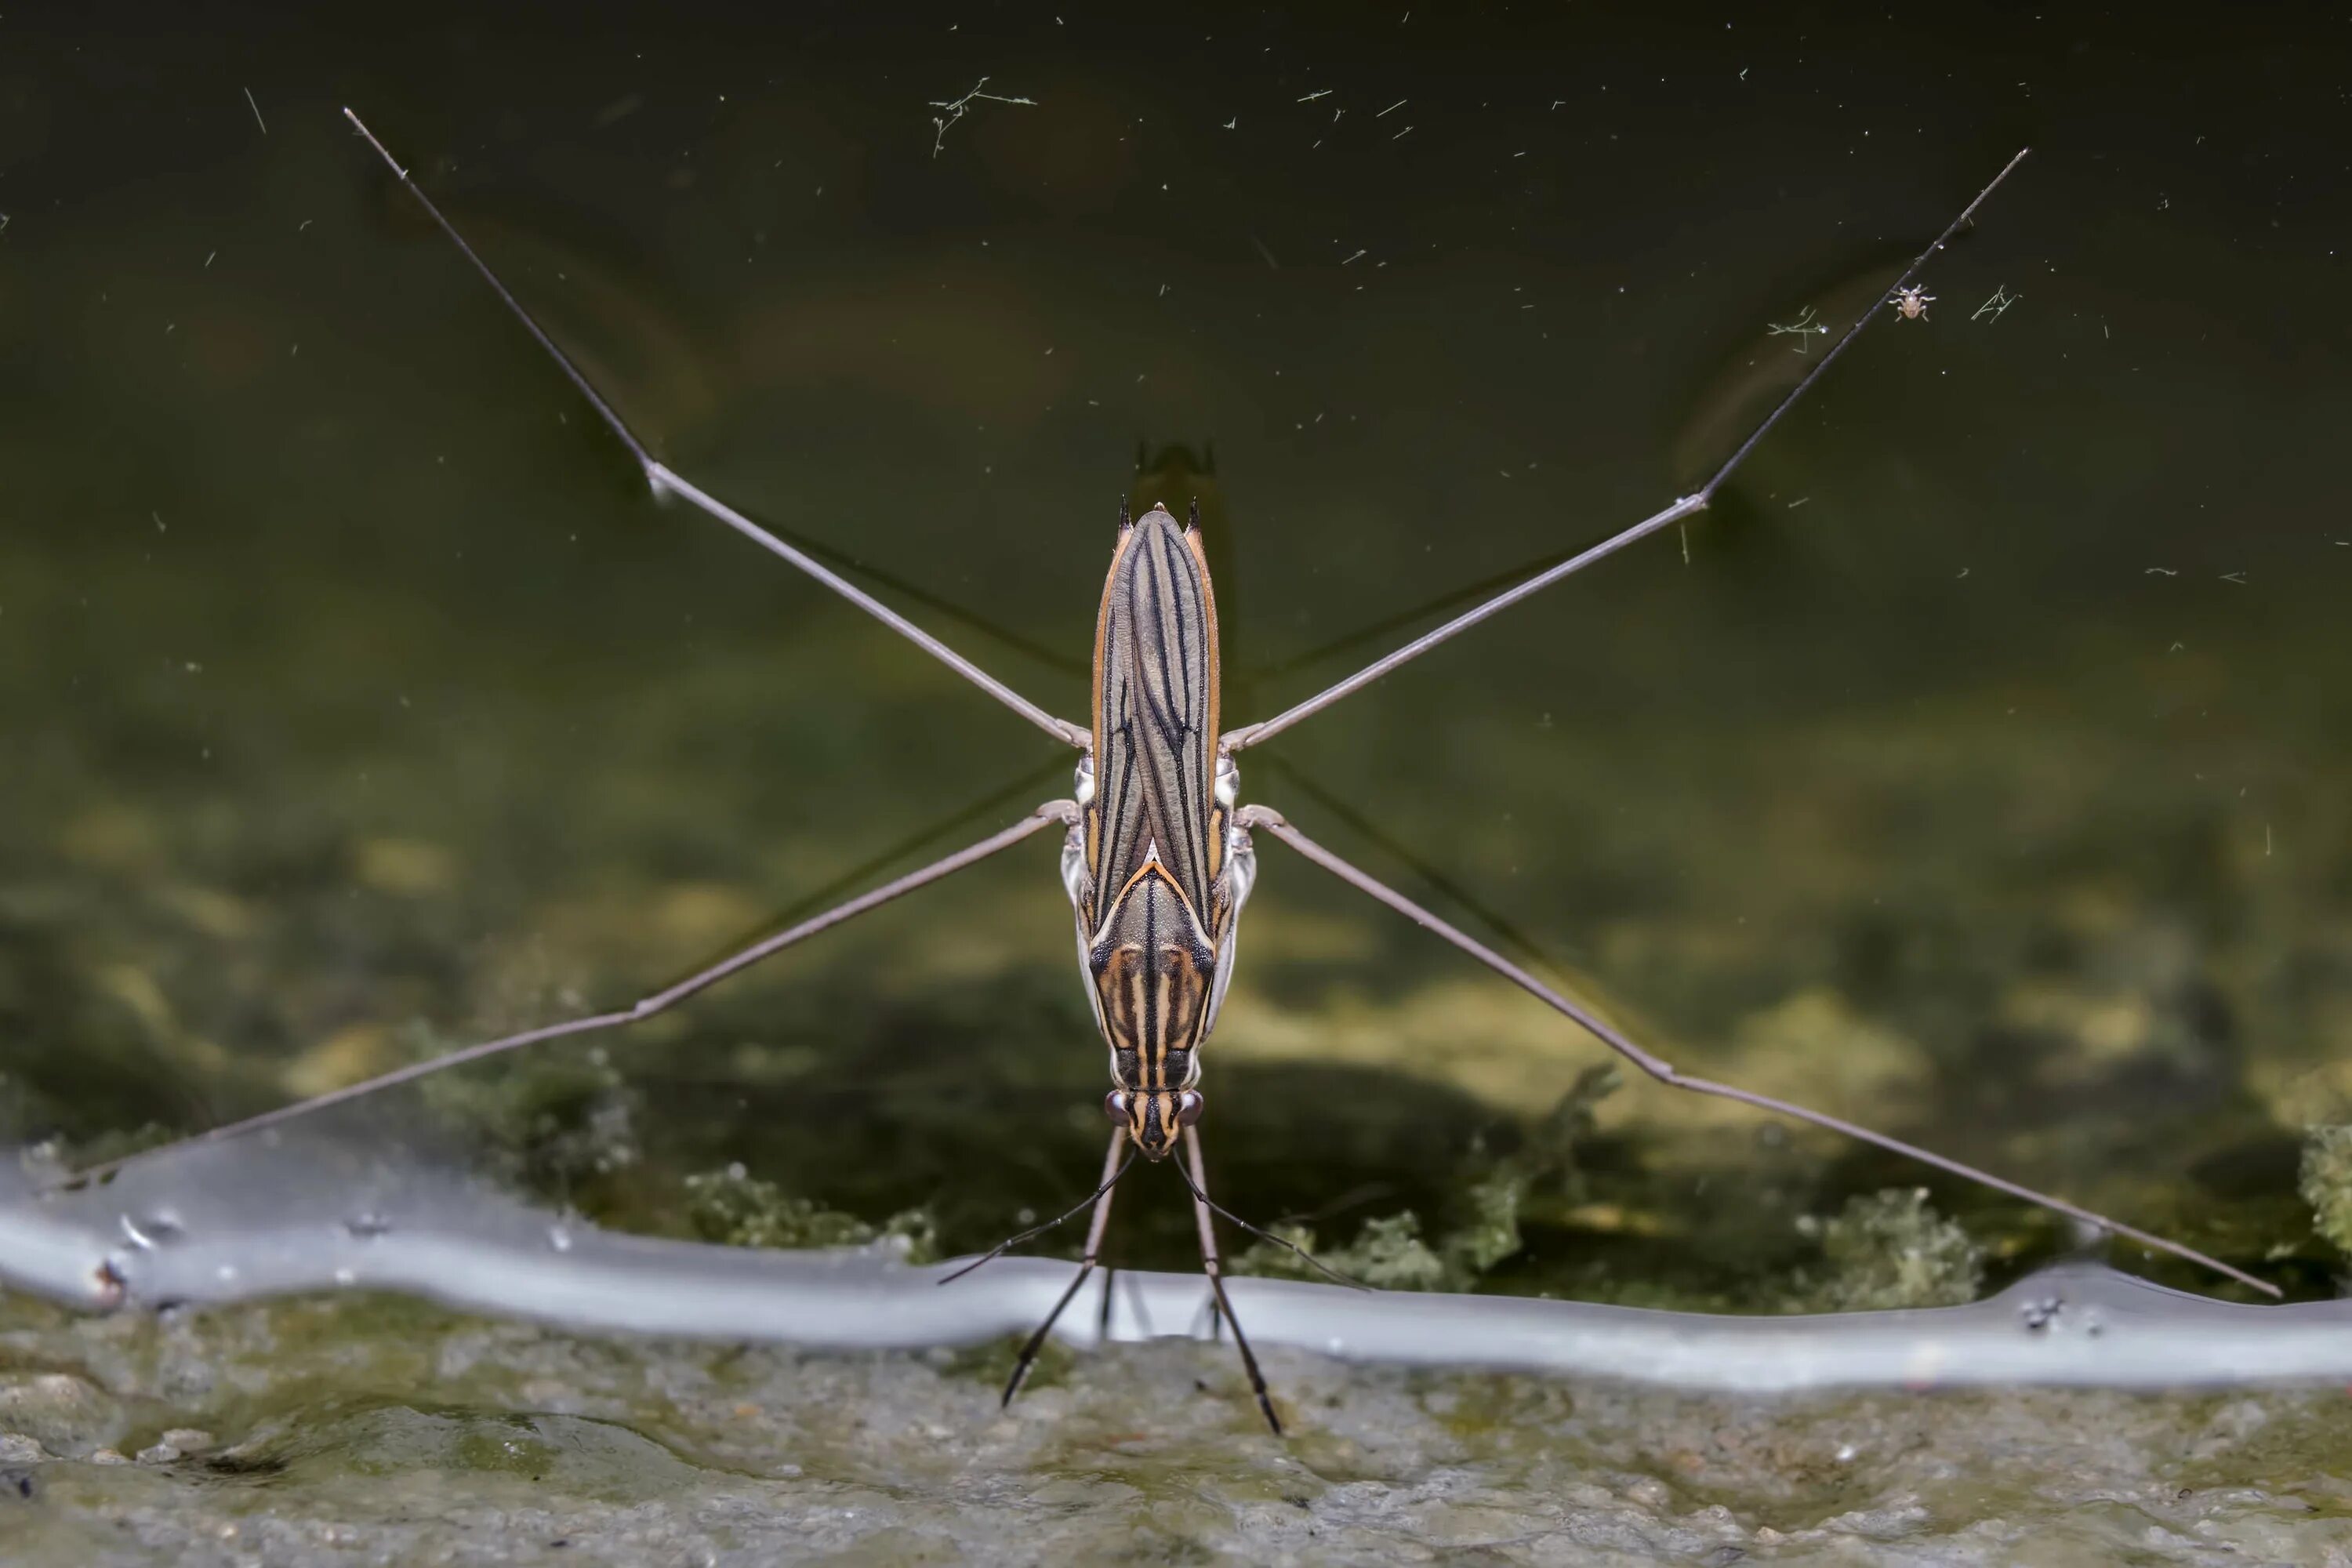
[549,1225,574,1252]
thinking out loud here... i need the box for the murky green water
[5,4,2351,1560]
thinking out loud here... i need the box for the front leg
[1000,1127,1128,1408]
[1184,1127,1281,1435]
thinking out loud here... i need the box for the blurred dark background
[2,2,2347,1303]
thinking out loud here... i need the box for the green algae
[1236,1067,1620,1294]
[684,1163,938,1263]
[1243,1211,1454,1291]
[2299,1125,2352,1258]
[1787,1188,1986,1312]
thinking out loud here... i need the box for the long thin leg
[1238,804,2280,1300]
[66,801,1076,1185]
[1185,1127,1282,1434]
[1000,1128,1125,1407]
[1221,149,2031,753]
[343,109,1088,751]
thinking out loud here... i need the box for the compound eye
[1175,1091,1204,1127]
[1102,1091,1129,1123]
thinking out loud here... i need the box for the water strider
[64,116,2278,1436]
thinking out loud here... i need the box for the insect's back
[1087,505,1221,928]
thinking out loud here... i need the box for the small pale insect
[66,128,2281,1439]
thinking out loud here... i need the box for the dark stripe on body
[1088,510,1221,925]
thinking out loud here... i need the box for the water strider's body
[70,122,2274,1443]
[1067,503,1252,1160]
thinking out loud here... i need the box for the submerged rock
[0,1373,120,1458]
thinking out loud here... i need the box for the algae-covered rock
[3,1287,2349,1566]
[1791,1187,1985,1312]
[0,1372,121,1457]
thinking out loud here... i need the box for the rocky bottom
[2,1291,2348,1566]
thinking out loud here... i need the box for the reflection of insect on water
[73,122,2275,1434]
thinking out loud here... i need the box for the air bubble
[118,1210,184,1250]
